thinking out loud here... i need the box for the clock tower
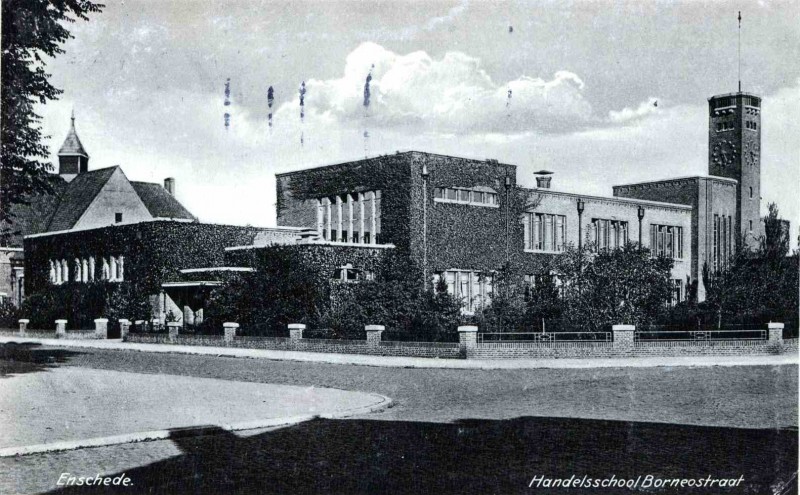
[708,91,762,248]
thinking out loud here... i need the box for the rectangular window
[115,213,123,223]
[435,187,499,207]
[671,279,683,306]
[713,214,719,271]
[526,213,566,252]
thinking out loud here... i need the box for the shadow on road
[0,343,82,378]
[46,416,797,494]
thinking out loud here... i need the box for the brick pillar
[458,325,478,358]
[55,319,67,337]
[288,323,305,341]
[365,325,385,348]
[94,318,109,339]
[167,322,180,341]
[18,319,29,336]
[223,322,239,343]
[119,319,131,340]
[768,322,784,344]
[612,324,635,355]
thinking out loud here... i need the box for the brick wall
[124,333,462,359]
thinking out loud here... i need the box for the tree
[1,0,104,226]
[761,202,789,259]
[553,242,674,331]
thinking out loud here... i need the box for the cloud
[424,0,469,31]
[272,42,594,135]
[607,97,660,123]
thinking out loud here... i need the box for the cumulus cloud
[607,97,661,123]
[273,42,594,134]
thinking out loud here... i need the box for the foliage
[552,243,674,330]
[699,204,797,329]
[207,246,462,341]
[0,300,22,329]
[204,246,326,336]
[325,254,463,341]
[761,202,789,258]
[1,0,104,227]
[20,281,150,330]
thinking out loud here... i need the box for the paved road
[0,366,387,454]
[0,344,796,494]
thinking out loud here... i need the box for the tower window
[115,213,123,223]
[749,220,753,231]
[749,187,753,199]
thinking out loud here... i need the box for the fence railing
[635,329,767,342]
[478,331,612,343]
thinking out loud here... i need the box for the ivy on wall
[277,153,413,251]
[23,221,267,327]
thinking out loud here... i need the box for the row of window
[433,270,493,313]
[712,214,733,272]
[330,264,375,282]
[590,219,629,251]
[434,187,498,207]
[317,191,382,245]
[650,225,684,259]
[523,213,567,252]
[49,256,124,284]
[715,121,735,132]
[744,121,758,130]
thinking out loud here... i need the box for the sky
[37,0,800,244]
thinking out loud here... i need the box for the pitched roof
[46,167,118,232]
[1,177,68,247]
[58,119,89,157]
[130,182,196,220]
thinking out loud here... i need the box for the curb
[0,336,797,370]
[0,393,392,458]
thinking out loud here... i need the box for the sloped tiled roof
[0,176,68,247]
[58,121,89,157]
[131,182,196,220]
[46,167,118,232]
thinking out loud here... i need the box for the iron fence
[635,329,767,342]
[478,331,612,344]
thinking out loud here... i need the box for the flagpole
[738,11,742,92]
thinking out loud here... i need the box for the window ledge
[434,198,499,208]
[524,249,565,255]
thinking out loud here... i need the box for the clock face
[711,140,738,167]
[744,142,760,168]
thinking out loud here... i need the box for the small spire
[71,108,75,126]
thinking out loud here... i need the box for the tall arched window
[749,186,753,198]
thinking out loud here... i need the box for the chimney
[164,177,175,196]
[534,170,553,189]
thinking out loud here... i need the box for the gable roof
[46,166,118,232]
[58,121,89,157]
[131,182,196,220]
[1,176,68,247]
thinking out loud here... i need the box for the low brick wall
[0,329,100,340]
[124,334,462,359]
[633,340,774,357]
[471,342,614,359]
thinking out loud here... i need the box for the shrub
[0,300,21,329]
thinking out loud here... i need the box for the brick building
[274,90,772,305]
[17,88,778,323]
